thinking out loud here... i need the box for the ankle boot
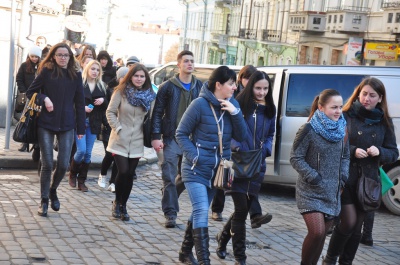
[179,221,198,265]
[338,233,362,265]
[77,162,90,192]
[69,160,81,188]
[18,143,28,152]
[49,189,60,211]
[120,204,130,221]
[193,227,210,265]
[38,198,49,217]
[360,212,374,246]
[112,200,121,219]
[231,221,246,264]
[216,214,233,259]
[323,227,351,265]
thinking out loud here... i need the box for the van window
[154,65,179,86]
[286,74,365,117]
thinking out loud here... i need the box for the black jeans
[100,141,117,184]
[231,192,254,223]
[212,190,262,218]
[38,127,74,199]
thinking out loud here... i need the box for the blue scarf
[310,109,347,142]
[125,86,156,111]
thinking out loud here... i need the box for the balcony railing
[239,28,257,40]
[381,1,400,8]
[262,30,281,42]
[326,6,369,12]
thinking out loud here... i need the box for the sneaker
[212,212,223,221]
[251,213,273,229]
[107,183,115,193]
[98,174,108,188]
[165,216,176,228]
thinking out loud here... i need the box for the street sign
[64,15,90,33]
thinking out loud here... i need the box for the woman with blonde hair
[106,64,156,221]
[69,60,108,192]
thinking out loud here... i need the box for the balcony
[326,8,368,32]
[382,0,400,9]
[288,11,326,32]
[215,0,232,8]
[211,30,228,46]
[239,28,257,40]
[262,30,280,42]
[326,6,369,12]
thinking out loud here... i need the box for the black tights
[301,212,334,265]
[114,155,139,205]
[338,203,366,235]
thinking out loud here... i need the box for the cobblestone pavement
[0,163,399,265]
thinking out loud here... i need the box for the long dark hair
[208,66,237,93]
[236,71,276,119]
[308,89,341,121]
[38,42,78,80]
[25,55,41,74]
[115,63,153,95]
[343,77,392,127]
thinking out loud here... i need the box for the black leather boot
[232,221,246,264]
[323,227,351,265]
[120,204,130,221]
[112,200,121,219]
[49,189,60,211]
[78,162,90,192]
[193,227,210,265]
[38,198,49,217]
[18,143,28,152]
[69,160,81,188]
[360,212,374,246]
[178,221,198,265]
[216,214,233,259]
[338,233,362,265]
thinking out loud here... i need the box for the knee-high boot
[216,213,233,259]
[338,233,362,265]
[322,227,351,265]
[69,160,81,188]
[193,227,210,265]
[231,221,246,264]
[360,211,374,246]
[178,221,198,265]
[78,162,90,192]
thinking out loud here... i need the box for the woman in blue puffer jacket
[176,66,247,265]
[216,71,276,265]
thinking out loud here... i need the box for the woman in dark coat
[216,71,276,264]
[26,42,86,217]
[176,66,247,264]
[15,45,42,151]
[97,50,116,86]
[69,60,108,192]
[323,78,398,265]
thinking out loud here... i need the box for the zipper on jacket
[191,144,200,170]
[317,153,320,171]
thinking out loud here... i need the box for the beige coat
[106,90,154,158]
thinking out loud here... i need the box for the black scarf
[349,100,383,125]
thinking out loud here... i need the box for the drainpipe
[199,0,208,63]
[17,0,31,55]
[183,1,189,50]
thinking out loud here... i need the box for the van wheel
[382,166,400,215]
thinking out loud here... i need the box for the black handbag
[231,110,266,180]
[143,111,152,148]
[356,166,382,212]
[14,92,27,113]
[13,93,41,144]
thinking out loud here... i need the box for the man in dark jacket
[151,50,202,229]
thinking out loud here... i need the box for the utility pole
[200,0,208,63]
[179,0,189,51]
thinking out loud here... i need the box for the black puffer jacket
[16,61,38,93]
[151,74,202,144]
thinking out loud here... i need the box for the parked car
[150,62,243,88]
[258,65,400,215]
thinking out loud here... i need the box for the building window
[328,15,331,23]
[303,17,305,24]
[313,17,321,25]
[388,13,393,23]
[396,13,400,23]
[340,15,343,23]
[291,17,293,24]
[352,15,362,24]
[334,15,337,23]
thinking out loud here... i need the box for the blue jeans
[73,120,97,163]
[161,139,182,217]
[185,181,217,229]
[38,127,74,199]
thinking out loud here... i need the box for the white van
[150,62,243,88]
[258,65,400,215]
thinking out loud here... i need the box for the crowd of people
[14,36,398,265]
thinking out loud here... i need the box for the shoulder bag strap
[210,103,223,158]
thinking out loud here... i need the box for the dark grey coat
[290,123,350,216]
